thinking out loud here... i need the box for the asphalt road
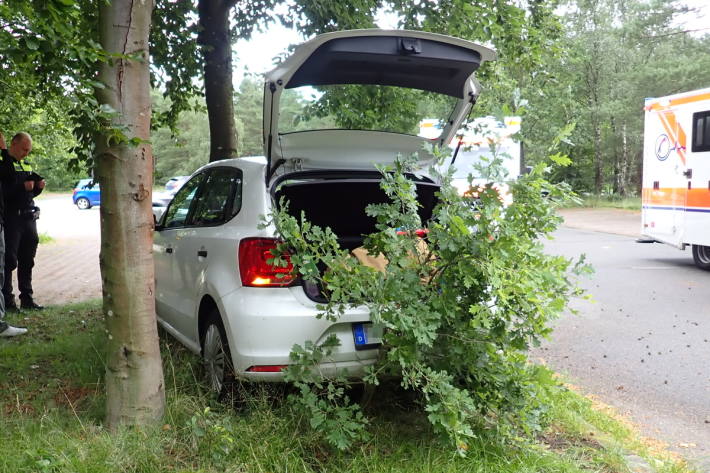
[535,227,710,468]
[37,193,101,240]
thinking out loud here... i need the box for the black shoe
[5,300,18,312]
[20,300,44,310]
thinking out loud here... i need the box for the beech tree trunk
[198,0,239,161]
[95,0,165,428]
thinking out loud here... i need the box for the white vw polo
[153,29,495,395]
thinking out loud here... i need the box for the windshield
[447,142,521,181]
[278,84,458,138]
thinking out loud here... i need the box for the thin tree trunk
[610,116,621,194]
[592,113,603,195]
[95,0,165,428]
[620,122,629,196]
[198,0,239,161]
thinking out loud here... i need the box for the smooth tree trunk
[198,0,239,162]
[95,0,165,428]
[611,117,621,195]
[620,121,629,196]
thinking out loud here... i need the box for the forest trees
[522,0,710,195]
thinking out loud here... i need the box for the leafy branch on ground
[265,143,592,453]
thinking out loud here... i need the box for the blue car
[72,179,100,209]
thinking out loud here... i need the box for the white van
[640,88,710,269]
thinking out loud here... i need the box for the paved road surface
[540,210,710,470]
[21,195,101,306]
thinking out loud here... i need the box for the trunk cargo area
[273,174,439,301]
[274,175,439,250]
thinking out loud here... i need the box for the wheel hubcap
[203,325,226,393]
[78,199,88,209]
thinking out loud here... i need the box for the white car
[153,29,495,395]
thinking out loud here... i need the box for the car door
[153,172,205,336]
[89,182,101,206]
[169,167,243,343]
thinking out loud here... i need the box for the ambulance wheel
[691,245,710,270]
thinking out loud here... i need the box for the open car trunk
[273,171,439,300]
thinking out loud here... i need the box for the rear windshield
[278,84,458,138]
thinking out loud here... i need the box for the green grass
[567,195,641,210]
[38,232,54,244]
[0,302,695,473]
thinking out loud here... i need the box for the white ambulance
[641,88,710,269]
[421,116,522,204]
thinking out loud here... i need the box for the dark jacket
[0,149,14,225]
[0,149,43,220]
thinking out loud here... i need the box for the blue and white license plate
[352,323,383,350]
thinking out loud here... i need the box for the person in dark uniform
[0,132,28,334]
[1,132,45,311]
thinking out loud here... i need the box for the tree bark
[592,111,603,195]
[95,0,165,428]
[611,116,621,195]
[198,0,239,161]
[620,121,629,196]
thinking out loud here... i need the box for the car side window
[190,167,243,226]
[162,174,204,228]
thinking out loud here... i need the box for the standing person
[0,132,27,336]
[1,131,45,311]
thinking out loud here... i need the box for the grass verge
[0,301,695,473]
[38,232,54,244]
[566,195,641,210]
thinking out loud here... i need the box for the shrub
[267,149,589,453]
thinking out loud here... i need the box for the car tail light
[238,238,294,287]
[246,365,288,372]
[72,190,77,196]
[396,228,429,237]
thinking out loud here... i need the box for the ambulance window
[692,111,710,152]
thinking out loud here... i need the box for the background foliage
[3,0,708,194]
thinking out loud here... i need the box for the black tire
[201,309,236,398]
[692,244,710,271]
[76,197,91,210]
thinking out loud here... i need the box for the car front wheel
[201,310,235,398]
[692,244,710,270]
[76,197,91,210]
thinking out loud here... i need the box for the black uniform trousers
[3,214,39,304]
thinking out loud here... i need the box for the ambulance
[641,88,710,269]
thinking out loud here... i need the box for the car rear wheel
[201,310,235,398]
[76,197,91,210]
[692,244,710,270]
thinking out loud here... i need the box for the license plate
[352,323,383,350]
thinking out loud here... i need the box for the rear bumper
[217,286,379,381]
